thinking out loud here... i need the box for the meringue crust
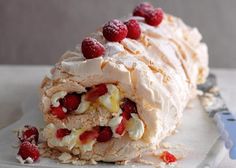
[40,14,208,162]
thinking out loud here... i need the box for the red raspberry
[120,98,137,120]
[81,37,105,59]
[145,8,164,26]
[160,151,177,163]
[61,93,81,112]
[103,19,128,42]
[115,118,126,135]
[79,129,99,144]
[50,105,66,119]
[85,84,108,102]
[18,125,39,145]
[124,19,141,40]
[56,128,71,139]
[97,126,113,142]
[133,2,153,17]
[17,141,40,162]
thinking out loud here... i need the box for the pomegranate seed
[17,141,40,162]
[115,118,126,135]
[160,151,177,163]
[124,19,141,40]
[120,98,137,120]
[133,2,153,17]
[97,126,113,142]
[103,19,128,42]
[85,84,108,102]
[18,125,39,145]
[56,128,71,139]
[50,105,66,119]
[145,8,164,26]
[81,37,105,59]
[61,93,81,112]
[79,129,99,144]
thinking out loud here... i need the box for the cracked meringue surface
[40,14,208,162]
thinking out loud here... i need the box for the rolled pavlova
[40,3,208,162]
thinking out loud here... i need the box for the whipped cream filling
[108,116,123,138]
[127,113,145,140]
[42,123,96,152]
[43,124,77,150]
[49,84,122,115]
[75,95,90,114]
[51,91,67,107]
[43,111,145,153]
[43,83,147,152]
[46,83,146,141]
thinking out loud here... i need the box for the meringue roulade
[40,3,208,162]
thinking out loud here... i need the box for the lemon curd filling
[98,84,121,114]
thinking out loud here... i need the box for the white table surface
[0,65,236,168]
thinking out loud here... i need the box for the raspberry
[56,128,71,139]
[160,151,177,163]
[115,118,126,135]
[133,2,153,17]
[17,141,40,162]
[124,19,141,39]
[50,105,66,119]
[79,129,99,144]
[85,84,108,102]
[103,19,128,42]
[145,8,164,26]
[120,98,137,120]
[61,93,81,112]
[18,125,39,145]
[97,126,113,142]
[81,37,105,59]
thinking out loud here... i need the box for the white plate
[0,89,225,168]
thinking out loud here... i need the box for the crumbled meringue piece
[72,148,80,155]
[79,139,96,153]
[58,152,72,162]
[16,155,25,164]
[16,155,34,164]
